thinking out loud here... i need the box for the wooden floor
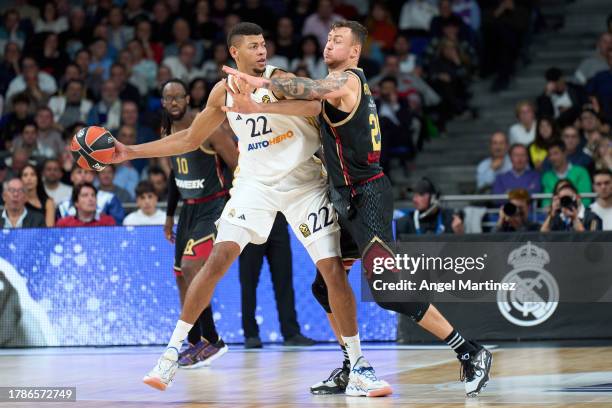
[0,344,611,407]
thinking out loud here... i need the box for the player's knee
[376,301,430,322]
[311,278,332,313]
[316,258,347,288]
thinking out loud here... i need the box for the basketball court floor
[0,343,611,407]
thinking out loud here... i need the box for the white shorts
[215,166,341,263]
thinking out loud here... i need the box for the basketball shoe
[143,347,179,391]
[178,338,228,369]
[459,345,492,397]
[345,357,393,397]
[310,360,350,394]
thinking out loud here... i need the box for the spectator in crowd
[165,18,204,65]
[188,78,208,111]
[536,67,587,127]
[451,0,481,32]
[0,160,7,205]
[123,180,165,225]
[56,182,116,227]
[190,0,220,44]
[120,100,157,145]
[288,0,313,33]
[541,140,592,207]
[5,57,57,105]
[264,39,290,72]
[575,32,612,85]
[162,43,205,84]
[1,177,45,228]
[495,188,540,232]
[493,144,541,196]
[578,106,605,156]
[87,79,122,130]
[107,6,133,52]
[393,34,419,75]
[36,33,68,81]
[476,131,512,192]
[375,76,417,175]
[590,169,612,230]
[134,18,164,65]
[541,181,602,232]
[34,1,68,34]
[201,42,232,83]
[148,165,168,202]
[12,122,54,163]
[5,148,30,179]
[20,163,55,227]
[0,9,27,51]
[0,93,31,150]
[96,165,133,203]
[423,15,478,70]
[528,117,558,171]
[291,35,327,80]
[88,38,113,82]
[586,49,612,124]
[399,0,439,33]
[34,107,64,158]
[275,17,299,60]
[57,166,125,225]
[481,0,530,91]
[238,0,274,32]
[151,1,174,44]
[126,39,158,95]
[48,79,92,129]
[125,0,151,25]
[559,125,592,169]
[0,42,21,96]
[589,136,612,175]
[509,101,536,146]
[58,7,91,58]
[110,63,141,105]
[396,178,464,235]
[113,125,141,194]
[42,158,71,204]
[365,2,397,52]
[302,0,342,49]
[239,213,314,348]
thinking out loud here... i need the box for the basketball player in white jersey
[111,23,391,397]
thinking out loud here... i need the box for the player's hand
[222,65,269,89]
[110,139,132,163]
[221,78,261,114]
[164,216,175,243]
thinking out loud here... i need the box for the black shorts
[330,175,395,262]
[174,197,225,276]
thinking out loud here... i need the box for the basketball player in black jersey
[223,20,492,397]
[161,79,238,368]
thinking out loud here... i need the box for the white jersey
[226,65,322,187]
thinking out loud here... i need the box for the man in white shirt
[590,169,612,230]
[42,158,72,203]
[575,33,612,85]
[5,57,57,101]
[123,181,166,226]
[476,132,512,192]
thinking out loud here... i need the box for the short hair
[556,180,578,195]
[42,158,61,169]
[330,20,368,46]
[548,139,566,152]
[72,181,97,204]
[545,67,563,81]
[23,121,38,131]
[2,177,22,192]
[135,180,157,198]
[227,22,264,48]
[514,100,534,117]
[147,165,167,180]
[509,143,528,155]
[11,92,30,105]
[508,188,530,202]
[379,76,398,87]
[593,168,612,179]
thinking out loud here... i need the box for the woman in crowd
[20,163,56,227]
[529,116,559,170]
[291,35,326,79]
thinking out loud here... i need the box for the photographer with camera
[495,188,541,233]
[541,181,602,232]
[397,178,465,235]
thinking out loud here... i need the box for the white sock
[166,320,193,359]
[341,333,363,368]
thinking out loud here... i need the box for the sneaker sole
[143,376,169,391]
[345,385,393,397]
[466,351,493,398]
[181,345,229,370]
[310,387,346,395]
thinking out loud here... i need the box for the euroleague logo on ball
[71,126,116,172]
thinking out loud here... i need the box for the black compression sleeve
[166,170,180,217]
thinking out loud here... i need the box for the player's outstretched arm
[221,77,321,117]
[111,82,227,163]
[222,65,350,101]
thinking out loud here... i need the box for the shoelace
[459,355,484,382]
[356,366,379,383]
[325,367,344,383]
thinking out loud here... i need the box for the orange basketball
[70,126,116,171]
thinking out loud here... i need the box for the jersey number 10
[175,157,189,174]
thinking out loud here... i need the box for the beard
[167,108,187,121]
[253,66,266,74]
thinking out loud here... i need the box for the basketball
[70,126,116,171]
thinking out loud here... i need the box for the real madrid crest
[262,95,271,103]
[299,223,311,238]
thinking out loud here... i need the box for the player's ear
[229,45,239,61]
[185,94,191,105]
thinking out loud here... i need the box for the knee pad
[376,301,430,322]
[311,273,332,314]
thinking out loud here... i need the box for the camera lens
[503,202,517,216]
[560,196,576,209]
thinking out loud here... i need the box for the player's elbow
[306,100,322,116]
[185,130,204,151]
